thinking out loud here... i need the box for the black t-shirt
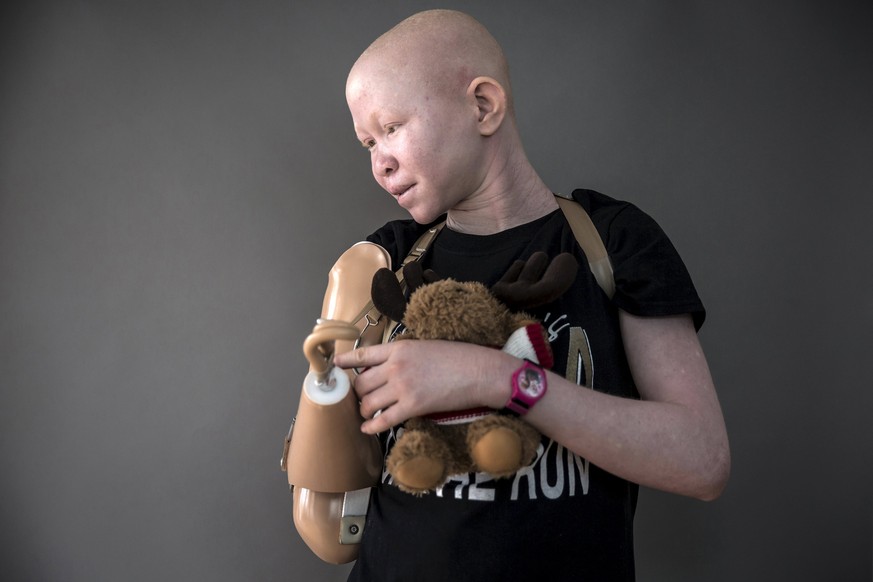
[347,189,705,582]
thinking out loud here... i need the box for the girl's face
[347,69,488,225]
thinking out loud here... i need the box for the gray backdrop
[2,1,871,581]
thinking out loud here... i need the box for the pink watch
[503,359,548,416]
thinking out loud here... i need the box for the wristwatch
[503,359,548,416]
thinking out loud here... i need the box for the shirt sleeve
[604,201,706,330]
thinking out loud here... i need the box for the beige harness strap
[555,195,615,299]
[346,223,446,341]
[379,222,445,341]
[393,197,615,300]
[400,223,445,269]
[360,195,614,335]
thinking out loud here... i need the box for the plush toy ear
[401,262,445,292]
[371,268,408,323]
[492,252,578,310]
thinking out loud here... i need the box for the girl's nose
[371,146,397,177]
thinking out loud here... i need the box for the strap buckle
[279,417,295,472]
[339,488,371,544]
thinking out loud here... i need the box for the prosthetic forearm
[280,242,390,563]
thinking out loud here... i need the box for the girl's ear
[467,76,507,136]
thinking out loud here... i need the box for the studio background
[2,1,870,580]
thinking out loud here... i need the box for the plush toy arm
[281,242,389,563]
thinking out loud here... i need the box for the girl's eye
[361,125,398,150]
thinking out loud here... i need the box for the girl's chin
[398,198,437,224]
[408,211,435,225]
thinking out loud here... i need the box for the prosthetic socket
[281,242,390,564]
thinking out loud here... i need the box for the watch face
[519,366,546,398]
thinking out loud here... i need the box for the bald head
[348,10,513,112]
[344,10,548,228]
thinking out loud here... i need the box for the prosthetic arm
[280,242,390,564]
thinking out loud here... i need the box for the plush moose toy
[370,251,578,495]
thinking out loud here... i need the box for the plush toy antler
[373,251,577,322]
[492,252,578,310]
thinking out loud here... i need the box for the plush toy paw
[467,414,540,477]
[391,455,447,495]
[470,426,523,476]
[386,427,451,495]
[467,415,541,477]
